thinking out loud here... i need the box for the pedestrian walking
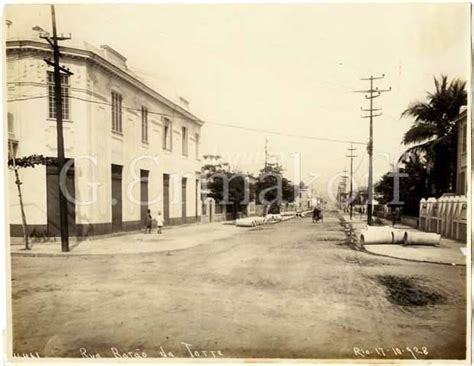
[156,211,164,234]
[145,209,152,234]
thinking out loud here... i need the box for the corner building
[7,35,203,237]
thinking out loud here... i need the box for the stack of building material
[235,216,266,227]
[266,214,283,223]
[360,225,441,246]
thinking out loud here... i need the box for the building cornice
[6,39,204,126]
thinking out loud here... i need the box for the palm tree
[401,75,466,196]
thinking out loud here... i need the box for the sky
[4,3,470,197]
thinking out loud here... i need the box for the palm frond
[398,139,436,163]
[402,122,437,145]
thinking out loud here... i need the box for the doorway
[111,164,123,232]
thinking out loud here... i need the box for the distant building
[296,184,312,210]
[7,34,203,238]
[455,106,467,195]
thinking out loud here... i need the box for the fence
[419,195,467,242]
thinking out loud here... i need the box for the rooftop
[6,31,203,125]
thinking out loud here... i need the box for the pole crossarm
[365,93,381,99]
[361,107,381,112]
[43,58,74,75]
[361,113,382,118]
[360,74,386,80]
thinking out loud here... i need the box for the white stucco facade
[7,36,203,237]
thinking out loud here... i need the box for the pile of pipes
[236,216,267,227]
[235,212,295,227]
[360,226,441,246]
[266,214,283,224]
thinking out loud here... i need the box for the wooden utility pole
[341,168,348,211]
[41,5,73,252]
[9,140,29,250]
[346,144,357,220]
[355,75,391,225]
[264,138,268,168]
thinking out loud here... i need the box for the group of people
[145,210,164,234]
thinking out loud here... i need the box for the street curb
[10,242,211,258]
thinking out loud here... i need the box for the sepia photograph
[3,2,471,362]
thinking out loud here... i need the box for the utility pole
[355,75,391,225]
[264,138,268,169]
[337,182,342,209]
[339,168,348,211]
[41,5,72,252]
[346,144,357,220]
[9,140,29,250]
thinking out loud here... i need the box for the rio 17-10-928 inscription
[353,346,429,359]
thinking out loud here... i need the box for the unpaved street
[10,212,466,360]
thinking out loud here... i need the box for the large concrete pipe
[360,227,393,244]
[403,231,441,246]
[391,229,406,244]
[255,217,266,226]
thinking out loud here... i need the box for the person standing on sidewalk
[145,209,153,234]
[391,206,401,227]
[156,211,164,234]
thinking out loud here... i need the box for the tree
[375,153,430,217]
[401,75,467,196]
[201,156,255,219]
[255,163,295,213]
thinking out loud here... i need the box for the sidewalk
[341,213,467,265]
[10,221,241,257]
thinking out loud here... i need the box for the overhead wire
[7,92,368,146]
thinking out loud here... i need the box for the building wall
[7,43,203,237]
[456,113,467,195]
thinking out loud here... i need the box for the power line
[203,120,366,145]
[8,93,367,146]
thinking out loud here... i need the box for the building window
[111,91,122,132]
[48,72,70,120]
[163,118,172,151]
[141,106,148,143]
[8,140,18,161]
[182,126,188,156]
[195,132,200,159]
[462,124,467,154]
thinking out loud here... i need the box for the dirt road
[10,212,467,360]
